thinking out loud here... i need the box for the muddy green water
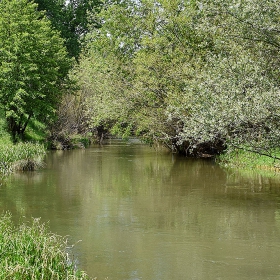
[1,140,280,279]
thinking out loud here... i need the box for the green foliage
[0,109,11,145]
[219,149,280,171]
[172,0,280,156]
[24,119,47,142]
[35,0,102,60]
[0,142,46,175]
[0,0,72,140]
[0,213,90,279]
[76,0,280,160]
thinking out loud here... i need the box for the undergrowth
[24,118,47,142]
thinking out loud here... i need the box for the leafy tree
[0,0,72,140]
[162,0,280,157]
[81,0,215,146]
[35,0,65,32]
[75,0,141,140]
[35,0,102,60]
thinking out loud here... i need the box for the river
[1,139,280,279]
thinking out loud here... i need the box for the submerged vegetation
[0,213,90,280]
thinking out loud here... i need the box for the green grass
[0,111,47,175]
[0,142,46,175]
[219,148,280,172]
[0,213,90,280]
[0,110,12,146]
[0,107,47,143]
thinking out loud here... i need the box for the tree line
[76,0,280,157]
[1,0,280,158]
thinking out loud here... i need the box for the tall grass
[0,142,46,174]
[219,148,280,171]
[0,213,90,280]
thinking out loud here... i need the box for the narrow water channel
[1,140,280,279]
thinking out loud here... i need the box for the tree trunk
[7,117,18,142]
[7,115,31,142]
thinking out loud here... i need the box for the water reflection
[1,140,280,279]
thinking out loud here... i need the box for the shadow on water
[1,140,280,279]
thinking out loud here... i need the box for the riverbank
[219,149,280,173]
[0,213,90,279]
[0,142,46,175]
[0,111,93,175]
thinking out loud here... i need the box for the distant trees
[0,0,72,140]
[75,0,280,156]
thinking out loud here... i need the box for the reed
[0,213,90,280]
[0,142,46,174]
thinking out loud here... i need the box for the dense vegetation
[34,0,102,61]
[74,0,280,163]
[1,0,279,164]
[0,213,90,279]
[0,0,101,173]
[0,0,102,144]
[0,0,72,141]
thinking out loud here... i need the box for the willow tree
[171,0,280,156]
[0,0,72,140]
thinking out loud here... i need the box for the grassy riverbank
[219,149,280,172]
[0,111,93,175]
[0,213,90,280]
[0,110,46,174]
[0,142,46,175]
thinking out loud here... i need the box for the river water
[1,140,280,279]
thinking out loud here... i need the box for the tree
[75,0,141,140]
[159,0,280,157]
[35,0,102,60]
[0,0,72,140]
[80,0,215,146]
